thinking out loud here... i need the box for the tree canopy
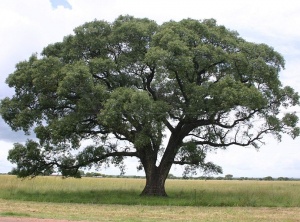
[1,15,299,196]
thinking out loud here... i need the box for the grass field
[1,175,300,221]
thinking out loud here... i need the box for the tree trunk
[139,134,180,197]
[140,165,169,197]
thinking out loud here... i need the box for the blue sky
[50,0,72,9]
[0,0,300,178]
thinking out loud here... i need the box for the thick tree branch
[174,70,189,104]
[146,67,157,100]
[173,160,196,165]
[164,119,174,132]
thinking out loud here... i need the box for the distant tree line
[5,170,298,181]
[188,175,296,181]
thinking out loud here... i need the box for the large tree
[1,16,299,196]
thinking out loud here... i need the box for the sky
[0,0,300,178]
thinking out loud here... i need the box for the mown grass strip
[1,199,300,222]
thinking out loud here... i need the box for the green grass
[0,211,30,217]
[1,175,300,207]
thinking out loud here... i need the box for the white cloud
[0,141,14,173]
[208,135,300,178]
[0,0,299,177]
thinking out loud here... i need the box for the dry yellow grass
[0,176,145,192]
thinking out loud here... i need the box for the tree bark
[140,165,169,197]
[139,128,184,197]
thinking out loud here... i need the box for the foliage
[263,176,274,181]
[224,174,233,180]
[0,15,299,195]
